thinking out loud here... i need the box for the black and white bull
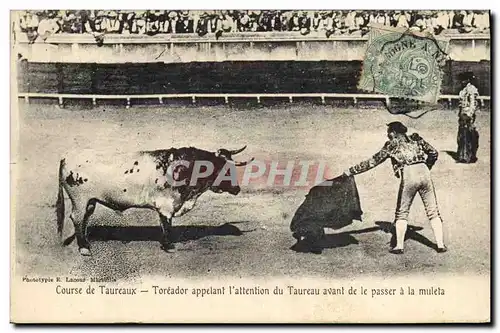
[56,145,253,256]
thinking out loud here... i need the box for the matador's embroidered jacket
[459,83,479,118]
[348,133,439,178]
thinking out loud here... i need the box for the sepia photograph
[9,7,491,324]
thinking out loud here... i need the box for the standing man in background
[457,71,480,163]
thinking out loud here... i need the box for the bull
[55,145,253,256]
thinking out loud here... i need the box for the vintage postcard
[10,9,491,323]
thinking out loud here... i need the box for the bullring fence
[17,92,491,109]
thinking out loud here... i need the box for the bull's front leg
[155,197,176,253]
[159,214,175,253]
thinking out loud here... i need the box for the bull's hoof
[161,243,176,253]
[79,247,91,256]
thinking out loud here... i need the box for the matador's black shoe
[436,246,448,253]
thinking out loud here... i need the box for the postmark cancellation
[358,23,450,103]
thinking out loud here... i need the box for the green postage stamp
[358,23,450,103]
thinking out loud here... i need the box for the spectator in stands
[420,13,436,34]
[144,11,161,35]
[21,11,40,43]
[452,10,465,30]
[159,11,170,34]
[368,11,377,25]
[168,11,179,33]
[176,11,194,33]
[251,10,261,31]
[18,10,28,32]
[344,10,357,33]
[81,10,94,33]
[196,12,210,36]
[207,13,224,38]
[96,11,107,33]
[131,11,147,34]
[381,11,391,26]
[120,11,131,34]
[363,14,372,33]
[248,11,261,32]
[281,11,291,32]
[435,11,450,33]
[230,11,239,31]
[474,11,490,32]
[355,11,368,35]
[220,11,234,33]
[461,11,475,33]
[299,11,311,35]
[370,11,387,26]
[395,11,410,28]
[191,11,201,34]
[107,11,122,34]
[311,12,323,32]
[335,11,347,34]
[28,11,41,31]
[58,11,71,33]
[446,10,455,29]
[258,11,272,32]
[392,11,401,27]
[423,13,433,33]
[324,12,335,38]
[237,11,251,32]
[207,12,220,34]
[409,11,418,26]
[409,13,426,32]
[288,12,300,32]
[37,11,61,40]
[383,11,393,26]
[269,11,281,31]
[425,13,441,35]
[91,11,103,33]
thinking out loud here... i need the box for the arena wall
[17,59,491,96]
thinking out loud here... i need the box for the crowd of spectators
[17,10,490,43]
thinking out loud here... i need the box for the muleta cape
[290,175,363,238]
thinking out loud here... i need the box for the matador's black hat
[386,121,408,134]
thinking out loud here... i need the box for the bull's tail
[56,158,66,242]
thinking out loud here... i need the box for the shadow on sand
[444,149,478,164]
[291,221,438,254]
[87,222,247,244]
[290,226,380,253]
[443,150,459,162]
[375,221,438,250]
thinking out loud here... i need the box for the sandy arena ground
[11,101,491,282]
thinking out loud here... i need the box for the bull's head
[211,145,254,195]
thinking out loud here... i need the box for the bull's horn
[228,145,247,155]
[233,157,255,166]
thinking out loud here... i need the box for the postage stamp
[358,23,450,103]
